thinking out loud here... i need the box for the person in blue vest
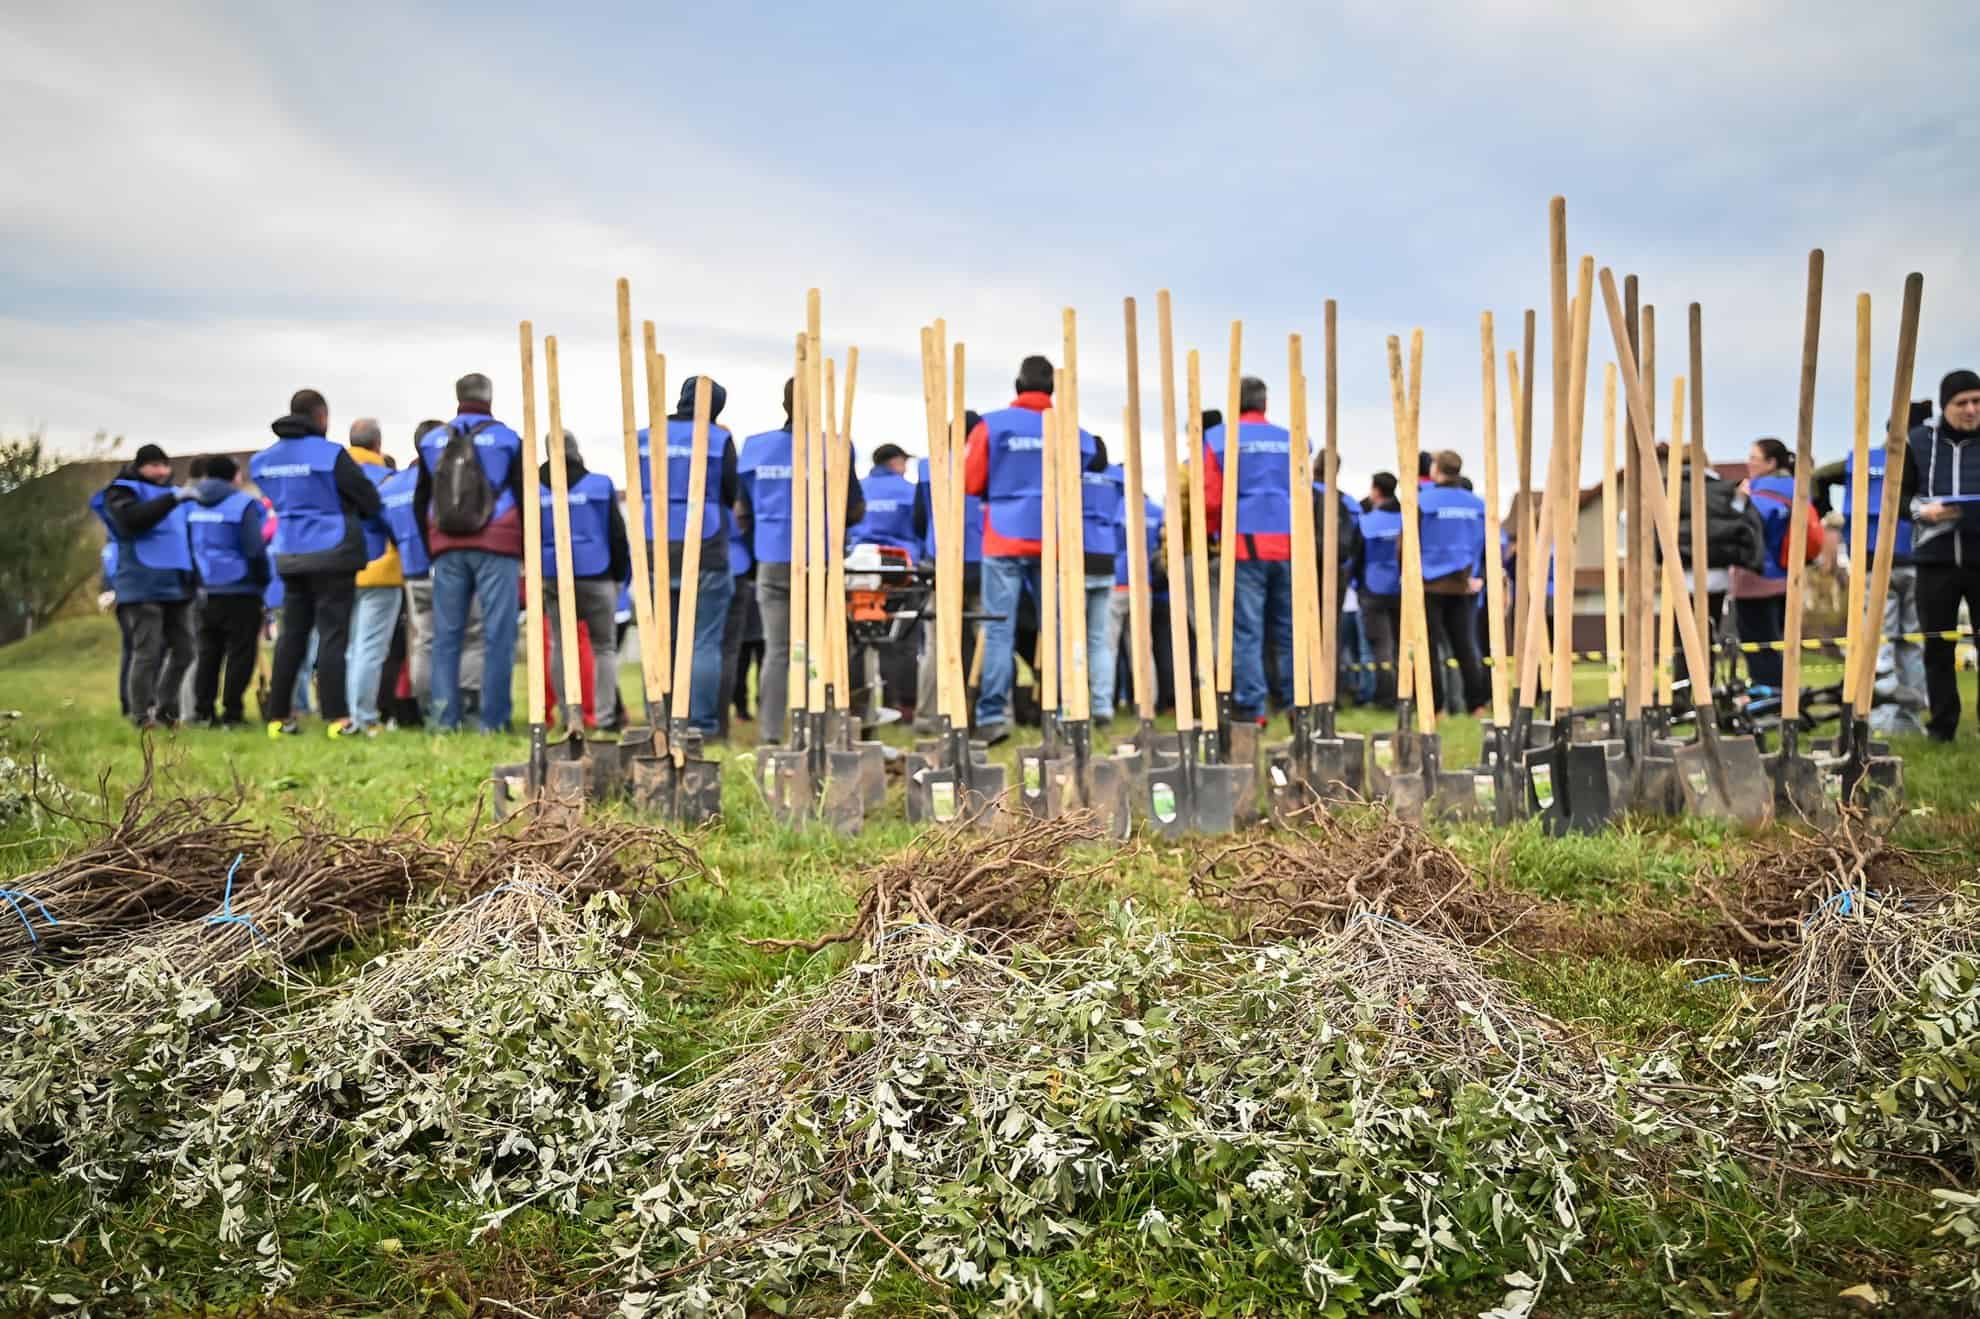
[1904,369,1980,741]
[1418,450,1489,715]
[963,355,1111,744]
[1357,477,1403,709]
[415,373,526,734]
[185,455,268,727]
[378,422,437,717]
[539,430,631,730]
[636,376,739,737]
[90,443,197,728]
[735,377,864,745]
[1732,438,1801,691]
[851,444,918,552]
[253,389,382,738]
[1818,433,1924,707]
[1102,466,1172,719]
[910,420,984,732]
[1197,376,1300,721]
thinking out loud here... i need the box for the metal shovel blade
[819,749,867,833]
[1365,730,1407,799]
[1674,726,1773,827]
[1308,732,1365,800]
[1265,740,1317,825]
[1086,754,1134,840]
[1225,719,1264,773]
[1015,745,1075,817]
[672,755,723,825]
[1143,753,1193,839]
[762,749,813,827]
[1192,760,1255,832]
[1522,740,1562,829]
[541,759,588,825]
[630,754,678,816]
[583,740,626,802]
[852,739,888,811]
[1562,740,1623,834]
[489,762,530,821]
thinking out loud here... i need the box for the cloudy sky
[3,0,1973,502]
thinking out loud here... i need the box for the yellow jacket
[350,446,404,588]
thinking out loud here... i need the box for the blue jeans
[431,551,520,732]
[668,563,734,735]
[292,626,319,714]
[1340,610,1376,704]
[345,586,399,729]
[974,557,1113,727]
[1232,559,1294,719]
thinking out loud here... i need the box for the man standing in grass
[185,455,268,727]
[345,419,402,735]
[1907,368,1980,742]
[416,373,525,734]
[253,389,382,738]
[89,442,197,728]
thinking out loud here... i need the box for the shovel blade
[1386,768,1429,820]
[1562,741,1623,834]
[489,762,529,821]
[763,750,813,826]
[1674,734,1773,827]
[674,757,723,825]
[1769,750,1832,825]
[1143,758,1193,838]
[1087,755,1134,840]
[1430,770,1481,822]
[852,740,888,811]
[630,755,676,816]
[1365,731,1411,798]
[1226,720,1264,772]
[542,760,588,825]
[1016,747,1079,817]
[1265,741,1318,825]
[1310,734,1366,801]
[584,742,625,802]
[1192,761,1254,832]
[821,750,867,833]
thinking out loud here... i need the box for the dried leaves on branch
[752,810,1107,954]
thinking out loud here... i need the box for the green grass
[2,614,1976,1315]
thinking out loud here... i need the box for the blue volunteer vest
[377,467,431,578]
[1081,467,1119,560]
[1842,447,1912,561]
[251,434,346,557]
[1748,473,1797,580]
[188,490,258,591]
[853,467,918,551]
[1203,419,1299,536]
[980,405,1096,544]
[415,414,522,523]
[739,429,795,564]
[637,421,730,543]
[359,462,394,563]
[915,456,983,565]
[89,478,193,603]
[541,470,614,579]
[1360,507,1403,596]
[1417,484,1486,581]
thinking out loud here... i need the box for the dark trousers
[1361,593,1401,707]
[1919,561,1980,740]
[269,571,356,722]
[1671,591,1726,711]
[1423,591,1488,714]
[1733,595,1786,689]
[118,600,195,723]
[116,608,135,717]
[717,575,755,741]
[192,593,262,723]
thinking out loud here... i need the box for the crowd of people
[89,360,1980,746]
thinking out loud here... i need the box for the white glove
[97,591,116,612]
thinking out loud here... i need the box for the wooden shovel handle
[1287,332,1313,711]
[543,335,585,716]
[1600,364,1622,703]
[1318,299,1341,706]
[617,285,663,710]
[644,332,672,698]
[1215,321,1243,697]
[1850,274,1925,716]
[518,322,546,729]
[1157,291,1196,733]
[1781,250,1824,721]
[1059,307,1090,722]
[1842,295,1872,710]
[1186,350,1218,727]
[1122,298,1156,722]
[669,375,715,724]
[1480,312,1511,725]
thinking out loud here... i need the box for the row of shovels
[497,194,1923,836]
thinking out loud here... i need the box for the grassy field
[1,615,1976,1317]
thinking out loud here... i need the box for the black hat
[1941,369,1980,409]
[133,444,169,467]
[871,443,909,467]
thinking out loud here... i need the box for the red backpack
[1752,488,1825,569]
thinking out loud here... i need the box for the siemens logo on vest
[1367,526,1399,539]
[1239,440,1292,455]
[541,493,596,505]
[186,510,228,523]
[756,464,793,481]
[1431,508,1481,520]
[384,491,414,509]
[258,463,315,479]
[1004,437,1044,453]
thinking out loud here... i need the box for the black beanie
[133,443,169,467]
[1941,369,1980,409]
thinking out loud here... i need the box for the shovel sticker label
[1823,770,1844,804]
[1684,764,1709,800]
[1529,762,1554,810]
[931,780,957,821]
[1473,774,1496,814]
[1022,758,1041,797]
[1372,739,1394,772]
[763,760,777,792]
[1151,781,1177,823]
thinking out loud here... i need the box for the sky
[3,0,1975,506]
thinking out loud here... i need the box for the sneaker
[267,719,300,738]
[327,720,377,740]
[976,721,1011,747]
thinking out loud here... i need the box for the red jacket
[1199,411,1290,561]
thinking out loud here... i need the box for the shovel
[1763,252,1835,824]
[760,329,815,825]
[826,346,888,814]
[625,320,680,815]
[1602,269,1773,825]
[650,373,726,825]
[904,334,1010,822]
[1306,322,1367,806]
[814,348,868,834]
[1266,330,1321,821]
[1838,274,1923,816]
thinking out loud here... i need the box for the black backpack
[431,419,497,536]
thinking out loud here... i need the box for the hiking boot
[267,719,300,738]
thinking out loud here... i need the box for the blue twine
[1803,888,1883,930]
[204,853,267,943]
[1348,911,1419,933]
[0,887,58,945]
[1690,972,1773,985]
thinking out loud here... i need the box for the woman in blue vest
[252,389,383,738]
[1356,483,1404,709]
[539,430,631,731]
[90,443,197,728]
[185,455,269,727]
[1733,438,1799,691]
[1905,369,1980,740]
[736,377,864,745]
